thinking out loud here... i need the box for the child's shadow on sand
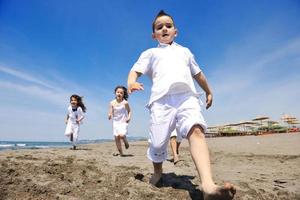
[135,173,203,200]
[71,148,93,151]
[121,154,134,157]
[112,153,134,157]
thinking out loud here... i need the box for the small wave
[0,144,14,148]
[16,143,26,147]
[33,145,49,149]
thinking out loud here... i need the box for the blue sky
[0,0,299,141]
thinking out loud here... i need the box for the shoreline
[1,133,299,199]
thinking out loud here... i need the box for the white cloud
[0,65,56,90]
[205,35,300,126]
[0,80,67,107]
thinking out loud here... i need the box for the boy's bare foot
[203,183,236,200]
[72,146,76,150]
[149,173,162,187]
[113,153,119,156]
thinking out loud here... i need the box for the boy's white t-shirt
[131,42,202,107]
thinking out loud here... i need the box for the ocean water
[0,137,146,151]
[0,141,71,151]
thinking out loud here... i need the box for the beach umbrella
[281,114,297,123]
[252,116,269,125]
[281,114,292,120]
[238,121,259,125]
[289,121,299,125]
[252,116,270,121]
[252,116,270,132]
[281,115,299,129]
[237,121,259,133]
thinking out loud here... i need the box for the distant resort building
[207,114,299,137]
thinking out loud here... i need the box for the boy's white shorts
[147,93,207,163]
[113,122,128,136]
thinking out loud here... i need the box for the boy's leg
[188,125,235,199]
[149,162,163,186]
[148,98,176,185]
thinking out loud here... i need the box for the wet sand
[1,133,299,200]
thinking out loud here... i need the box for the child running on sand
[108,86,131,156]
[127,10,236,200]
[65,94,86,150]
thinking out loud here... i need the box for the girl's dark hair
[152,10,175,33]
[70,94,86,112]
[114,86,128,101]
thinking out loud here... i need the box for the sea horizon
[0,136,147,151]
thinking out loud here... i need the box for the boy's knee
[170,136,176,140]
[187,125,205,139]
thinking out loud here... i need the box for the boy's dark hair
[114,86,129,101]
[152,10,175,33]
[70,94,86,112]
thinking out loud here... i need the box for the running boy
[127,10,236,200]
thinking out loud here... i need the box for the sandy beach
[1,133,300,200]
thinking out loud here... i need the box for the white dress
[65,106,84,145]
[112,100,128,136]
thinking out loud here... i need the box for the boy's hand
[206,93,213,109]
[108,114,112,120]
[128,82,144,94]
[126,117,131,123]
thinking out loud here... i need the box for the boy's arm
[193,72,213,109]
[125,102,131,123]
[127,71,144,94]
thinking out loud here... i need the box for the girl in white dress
[108,86,131,156]
[65,94,86,150]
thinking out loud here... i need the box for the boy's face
[152,16,177,44]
